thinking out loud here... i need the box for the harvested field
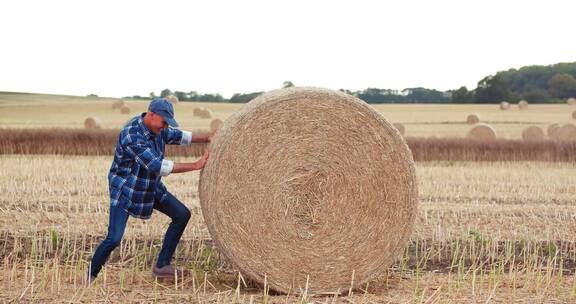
[1,155,575,302]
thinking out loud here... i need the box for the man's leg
[89,205,129,278]
[153,192,191,268]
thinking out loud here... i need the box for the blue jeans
[89,192,191,277]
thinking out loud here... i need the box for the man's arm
[170,150,210,174]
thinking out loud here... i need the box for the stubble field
[1,92,576,302]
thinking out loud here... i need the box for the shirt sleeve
[180,131,192,145]
[159,159,174,176]
[123,135,163,175]
[162,127,192,145]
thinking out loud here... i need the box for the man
[89,98,212,283]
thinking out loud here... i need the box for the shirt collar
[137,113,156,139]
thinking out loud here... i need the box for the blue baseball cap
[148,98,179,127]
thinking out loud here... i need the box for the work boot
[86,272,97,285]
[152,264,183,278]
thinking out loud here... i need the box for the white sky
[1,0,575,98]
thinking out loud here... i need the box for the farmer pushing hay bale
[199,87,418,294]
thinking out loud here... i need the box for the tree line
[123,63,576,104]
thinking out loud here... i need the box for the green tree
[475,75,512,103]
[160,89,173,98]
[282,81,295,88]
[451,86,475,103]
[548,73,576,98]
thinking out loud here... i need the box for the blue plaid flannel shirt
[108,113,191,219]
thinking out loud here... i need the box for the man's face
[148,112,168,134]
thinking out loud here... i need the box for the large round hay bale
[166,95,179,105]
[499,101,510,110]
[467,123,497,141]
[522,126,545,141]
[466,114,480,125]
[557,123,576,141]
[84,117,101,129]
[518,100,528,110]
[210,118,223,132]
[193,107,202,117]
[112,99,125,109]
[120,105,131,114]
[199,87,418,294]
[547,123,561,140]
[567,97,576,106]
[393,123,405,135]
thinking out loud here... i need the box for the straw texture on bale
[518,100,528,109]
[84,117,101,129]
[557,124,576,141]
[393,123,405,135]
[467,123,497,141]
[210,118,223,132]
[568,97,576,106]
[466,114,480,125]
[522,126,544,141]
[120,105,131,114]
[199,87,418,294]
[111,99,125,109]
[499,101,510,110]
[166,95,179,105]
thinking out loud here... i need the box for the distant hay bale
[467,123,497,141]
[120,105,131,114]
[111,99,125,109]
[466,114,480,125]
[84,117,101,129]
[568,97,576,106]
[499,101,510,110]
[518,100,528,110]
[193,107,212,118]
[393,123,405,135]
[166,95,179,105]
[547,123,561,140]
[198,108,213,119]
[210,118,223,132]
[522,126,545,141]
[199,87,418,294]
[572,110,576,120]
[557,123,576,141]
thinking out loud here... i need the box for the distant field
[1,92,574,138]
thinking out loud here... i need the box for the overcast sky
[1,0,575,98]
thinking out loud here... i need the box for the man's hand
[207,130,217,142]
[196,149,211,169]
